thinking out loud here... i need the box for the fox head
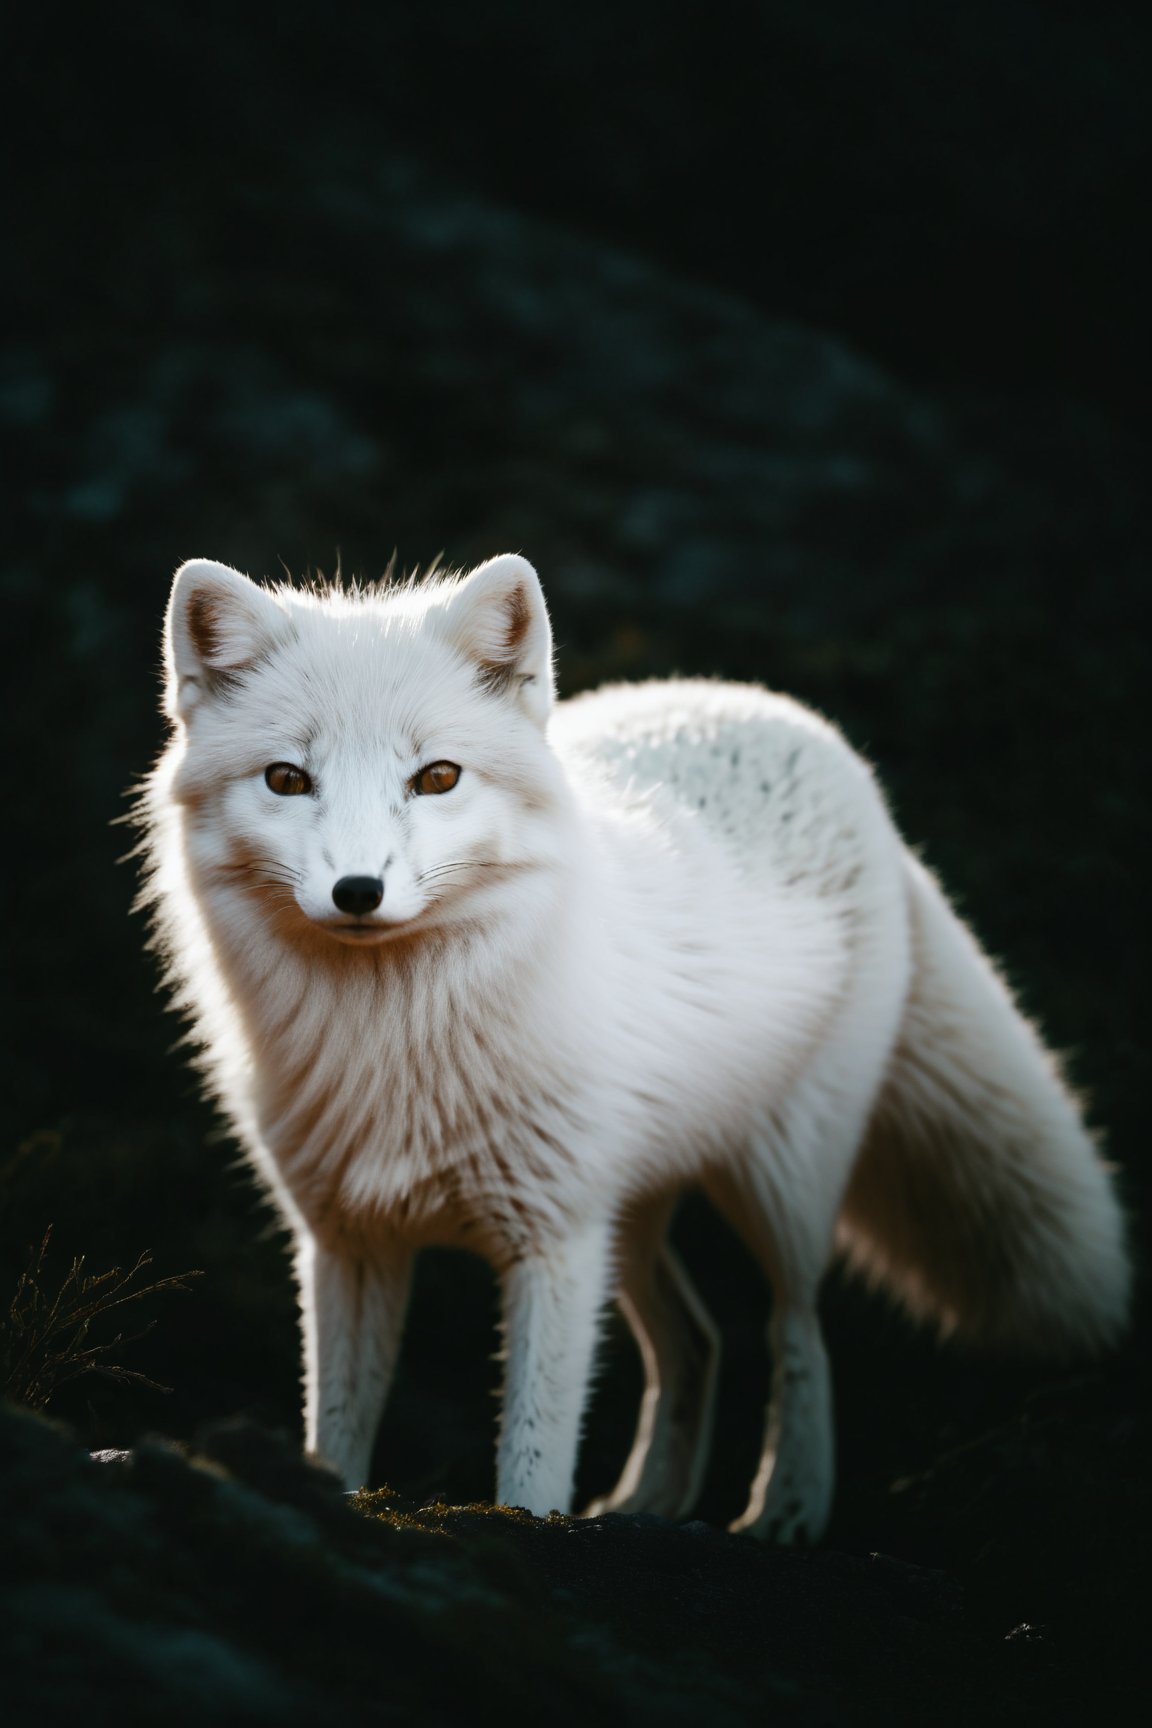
[161,554,569,944]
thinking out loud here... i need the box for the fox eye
[413,761,461,796]
[265,762,312,796]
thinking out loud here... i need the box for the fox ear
[437,554,554,726]
[164,558,289,720]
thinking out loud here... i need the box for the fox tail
[837,854,1130,1355]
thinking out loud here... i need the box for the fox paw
[582,1470,697,1522]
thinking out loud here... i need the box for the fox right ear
[435,554,555,727]
[164,559,289,720]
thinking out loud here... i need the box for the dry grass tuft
[1,1226,202,1411]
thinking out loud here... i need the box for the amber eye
[414,761,461,796]
[264,762,313,796]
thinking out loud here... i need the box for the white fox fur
[141,552,1129,1542]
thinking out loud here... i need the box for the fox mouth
[321,919,409,946]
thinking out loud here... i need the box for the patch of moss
[352,1484,573,1537]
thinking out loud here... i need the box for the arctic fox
[142,552,1129,1542]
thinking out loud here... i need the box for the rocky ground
[3,1391,1148,1725]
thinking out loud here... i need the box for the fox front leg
[496,1223,613,1517]
[297,1234,412,1490]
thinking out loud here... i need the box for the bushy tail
[837,855,1130,1355]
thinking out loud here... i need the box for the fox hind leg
[706,1146,839,1545]
[584,1196,719,1521]
[703,864,911,1542]
[707,929,907,1542]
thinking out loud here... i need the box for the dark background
[2,0,1149,1710]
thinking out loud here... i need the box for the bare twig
[1,1227,203,1411]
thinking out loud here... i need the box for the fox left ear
[438,554,554,727]
[164,558,291,721]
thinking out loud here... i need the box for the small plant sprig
[1,1227,202,1411]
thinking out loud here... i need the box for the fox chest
[255,1040,587,1261]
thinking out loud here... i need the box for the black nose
[332,875,384,916]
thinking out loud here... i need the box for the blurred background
[1,0,1147,1548]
